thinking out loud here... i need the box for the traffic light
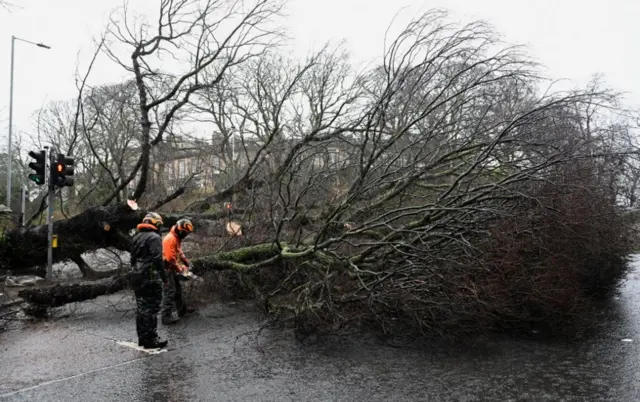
[51,153,74,187]
[28,150,46,185]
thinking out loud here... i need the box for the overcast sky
[0,0,638,152]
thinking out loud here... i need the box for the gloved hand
[176,263,189,273]
[177,271,193,281]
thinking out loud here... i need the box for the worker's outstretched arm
[180,249,189,266]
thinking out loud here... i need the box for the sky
[0,0,638,153]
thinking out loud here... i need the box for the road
[2,256,640,401]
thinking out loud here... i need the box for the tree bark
[19,276,129,308]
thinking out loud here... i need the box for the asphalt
[2,256,640,401]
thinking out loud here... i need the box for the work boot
[162,313,179,325]
[141,337,168,349]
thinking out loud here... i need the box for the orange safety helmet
[142,212,163,229]
[175,218,194,236]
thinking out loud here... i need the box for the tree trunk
[17,242,284,311]
[0,202,247,276]
[19,276,129,308]
[0,203,143,276]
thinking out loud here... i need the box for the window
[211,156,221,170]
[178,159,186,178]
[329,151,339,165]
[312,155,324,169]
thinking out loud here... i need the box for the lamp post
[230,127,237,203]
[6,35,51,207]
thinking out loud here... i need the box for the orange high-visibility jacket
[163,227,189,273]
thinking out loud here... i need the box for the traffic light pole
[47,179,54,281]
[26,145,74,281]
[20,185,25,226]
[44,146,54,281]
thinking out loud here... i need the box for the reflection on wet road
[2,256,640,401]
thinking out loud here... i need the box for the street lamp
[231,127,237,202]
[6,35,51,207]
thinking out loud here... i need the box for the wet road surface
[3,256,640,401]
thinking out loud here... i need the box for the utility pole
[231,129,236,203]
[45,146,54,281]
[19,185,25,226]
[6,35,51,207]
[6,36,14,207]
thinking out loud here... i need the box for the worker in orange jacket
[161,218,196,325]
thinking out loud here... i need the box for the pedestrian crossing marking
[116,340,168,354]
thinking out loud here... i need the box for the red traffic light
[52,153,75,188]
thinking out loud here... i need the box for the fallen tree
[11,8,640,341]
[0,202,248,277]
[17,242,283,308]
[17,168,635,338]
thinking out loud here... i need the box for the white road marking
[116,340,168,354]
[0,340,170,398]
[0,358,144,398]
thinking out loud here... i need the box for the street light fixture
[6,35,51,207]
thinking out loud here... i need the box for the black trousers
[161,272,186,318]
[134,281,163,341]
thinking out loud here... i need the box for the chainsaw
[176,264,199,281]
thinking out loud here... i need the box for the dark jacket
[130,223,166,284]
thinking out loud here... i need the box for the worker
[129,212,168,349]
[161,218,196,324]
